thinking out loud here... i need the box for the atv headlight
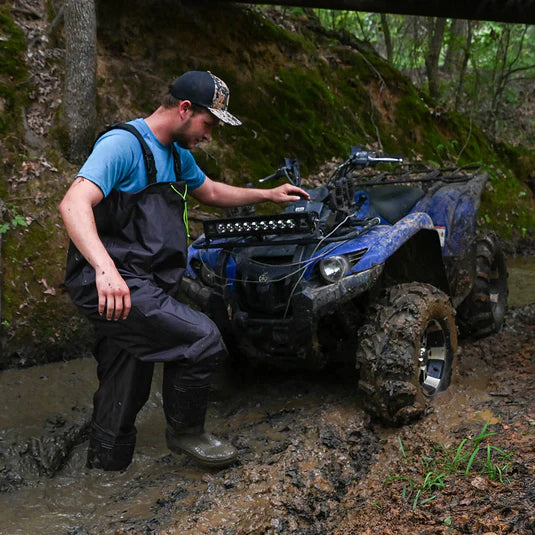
[319,255,349,283]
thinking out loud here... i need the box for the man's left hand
[268,183,310,203]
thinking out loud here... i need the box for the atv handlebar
[327,147,403,184]
[348,147,403,169]
[259,158,301,186]
[259,147,403,188]
[258,170,283,183]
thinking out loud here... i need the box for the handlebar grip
[368,156,403,163]
[259,170,282,183]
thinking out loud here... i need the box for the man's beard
[172,131,192,149]
[172,119,194,149]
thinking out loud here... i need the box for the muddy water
[0,256,533,535]
[0,359,368,535]
[507,255,535,306]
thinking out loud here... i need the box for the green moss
[493,142,535,182]
[0,6,28,136]
[214,66,368,185]
[394,94,443,159]
[479,168,535,239]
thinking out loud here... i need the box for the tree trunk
[63,0,97,164]
[444,19,467,74]
[424,17,447,99]
[380,13,393,63]
[454,21,472,111]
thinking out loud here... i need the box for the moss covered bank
[0,1,533,368]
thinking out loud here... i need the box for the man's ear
[178,99,192,117]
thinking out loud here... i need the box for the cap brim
[208,107,242,126]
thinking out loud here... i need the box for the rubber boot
[86,425,136,471]
[163,383,237,468]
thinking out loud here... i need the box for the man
[60,71,309,471]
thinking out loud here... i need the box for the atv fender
[346,212,449,294]
[410,172,487,257]
[352,212,437,271]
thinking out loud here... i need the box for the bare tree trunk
[444,19,467,74]
[63,0,97,164]
[454,21,473,111]
[424,17,447,99]
[380,13,393,63]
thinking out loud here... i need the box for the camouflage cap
[169,71,242,126]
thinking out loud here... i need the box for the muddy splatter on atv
[182,147,508,425]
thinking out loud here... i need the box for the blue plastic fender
[304,211,436,277]
[410,172,487,257]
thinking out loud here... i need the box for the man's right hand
[60,177,132,321]
[95,267,131,320]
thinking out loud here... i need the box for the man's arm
[59,177,131,321]
[190,176,310,207]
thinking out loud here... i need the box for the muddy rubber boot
[86,427,136,471]
[163,382,237,468]
[165,426,237,468]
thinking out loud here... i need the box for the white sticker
[435,226,446,247]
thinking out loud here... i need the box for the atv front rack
[351,164,482,187]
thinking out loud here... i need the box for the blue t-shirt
[77,118,206,197]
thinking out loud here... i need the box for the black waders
[65,125,236,470]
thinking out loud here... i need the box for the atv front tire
[458,232,508,339]
[357,283,458,426]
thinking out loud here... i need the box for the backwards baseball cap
[169,71,242,126]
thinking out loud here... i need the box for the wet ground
[0,257,534,535]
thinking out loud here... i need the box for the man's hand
[95,265,131,321]
[267,183,310,203]
[191,176,310,207]
[59,177,131,321]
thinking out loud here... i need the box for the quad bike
[181,147,508,425]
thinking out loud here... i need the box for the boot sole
[171,445,237,468]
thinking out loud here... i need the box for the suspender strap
[96,122,182,185]
[171,145,182,184]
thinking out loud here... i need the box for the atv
[181,147,508,425]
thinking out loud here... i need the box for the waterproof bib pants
[65,180,227,470]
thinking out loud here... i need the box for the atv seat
[363,185,425,224]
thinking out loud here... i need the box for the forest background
[0,0,534,368]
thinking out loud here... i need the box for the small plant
[441,422,513,482]
[0,205,29,234]
[387,423,514,509]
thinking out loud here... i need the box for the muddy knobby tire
[357,283,458,426]
[458,232,508,339]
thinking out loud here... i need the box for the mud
[0,259,534,535]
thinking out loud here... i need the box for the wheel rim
[419,319,448,396]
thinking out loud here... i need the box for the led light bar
[203,212,318,239]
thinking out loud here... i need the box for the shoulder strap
[171,145,182,182]
[95,122,158,184]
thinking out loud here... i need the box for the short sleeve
[178,148,206,191]
[77,131,142,197]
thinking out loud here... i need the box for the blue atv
[181,148,508,425]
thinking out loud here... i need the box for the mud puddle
[0,359,379,535]
[0,256,534,534]
[507,255,535,306]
